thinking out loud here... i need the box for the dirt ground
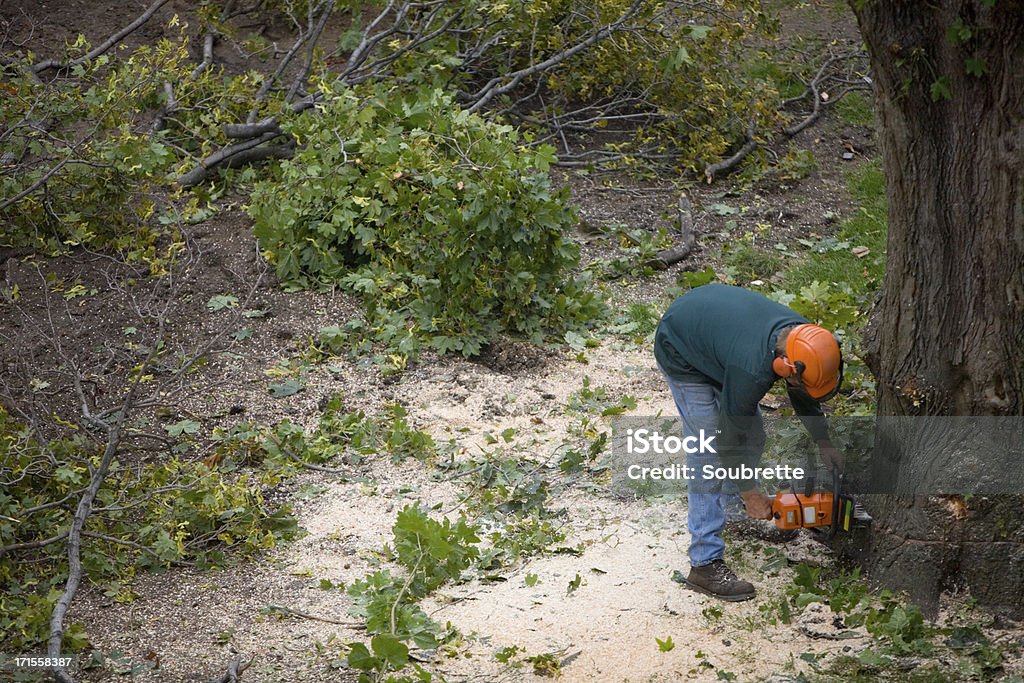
[3,1,1024,682]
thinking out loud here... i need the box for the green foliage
[387,504,480,595]
[346,504,479,654]
[346,634,438,683]
[526,651,562,677]
[777,161,886,301]
[0,406,297,652]
[777,564,1006,682]
[606,301,661,342]
[566,376,636,416]
[774,143,818,181]
[437,450,568,569]
[248,84,601,358]
[0,28,267,267]
[0,40,181,259]
[463,0,780,171]
[211,394,437,470]
[863,592,932,655]
[787,564,869,616]
[677,267,719,291]
[588,225,673,280]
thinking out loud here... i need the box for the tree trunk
[848,1,1024,616]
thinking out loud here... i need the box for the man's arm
[789,388,844,472]
[717,365,772,492]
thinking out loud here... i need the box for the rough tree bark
[847,1,1024,616]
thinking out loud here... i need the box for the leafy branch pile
[248,85,603,357]
[0,406,299,653]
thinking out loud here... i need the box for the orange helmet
[773,324,843,400]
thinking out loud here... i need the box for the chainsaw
[770,464,868,538]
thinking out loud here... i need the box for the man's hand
[739,489,773,520]
[818,442,845,473]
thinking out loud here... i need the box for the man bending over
[654,283,844,601]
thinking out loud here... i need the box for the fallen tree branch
[285,1,334,104]
[782,53,839,137]
[46,410,129,682]
[703,121,757,183]
[33,0,172,74]
[223,117,280,139]
[647,193,697,269]
[465,0,646,114]
[177,131,290,187]
[703,49,869,183]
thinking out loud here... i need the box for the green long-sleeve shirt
[654,284,829,489]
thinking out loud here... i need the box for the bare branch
[177,131,290,187]
[782,54,839,137]
[285,1,334,104]
[33,0,173,74]
[190,32,217,79]
[149,81,177,134]
[703,121,758,183]
[335,0,400,81]
[0,529,71,556]
[223,117,280,139]
[465,0,646,114]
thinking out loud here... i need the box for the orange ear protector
[772,356,804,378]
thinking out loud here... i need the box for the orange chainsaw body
[770,467,859,534]
[771,491,835,530]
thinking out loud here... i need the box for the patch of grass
[723,242,784,284]
[745,55,806,100]
[778,159,886,297]
[834,91,875,128]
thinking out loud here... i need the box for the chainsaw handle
[829,466,842,538]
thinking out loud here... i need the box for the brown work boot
[685,560,755,602]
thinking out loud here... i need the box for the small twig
[81,531,162,558]
[0,529,70,556]
[263,604,360,626]
[210,655,254,683]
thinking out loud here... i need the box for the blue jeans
[659,368,755,567]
